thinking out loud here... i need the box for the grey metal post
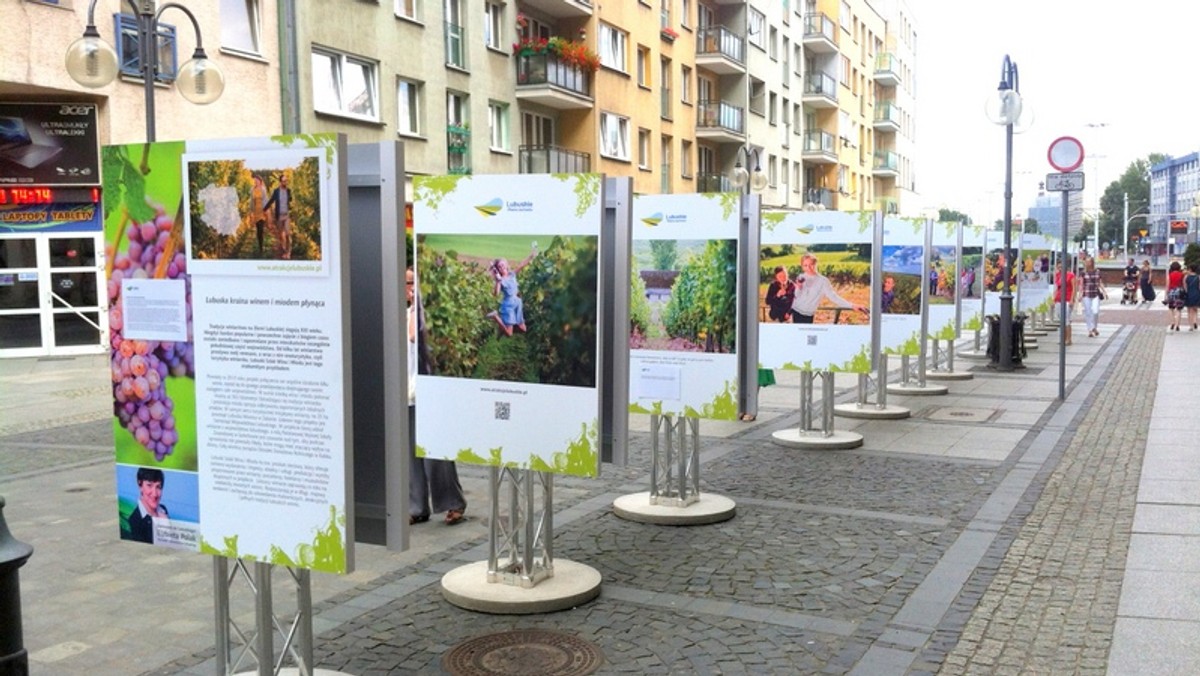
[601,177,631,466]
[488,466,500,568]
[857,373,869,406]
[687,417,700,498]
[877,353,889,409]
[800,371,813,431]
[821,372,835,437]
[295,569,313,673]
[649,414,662,498]
[738,194,762,420]
[918,218,932,385]
[254,562,273,676]
[1059,188,1070,400]
[213,557,229,674]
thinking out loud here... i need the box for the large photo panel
[881,217,926,356]
[961,225,987,335]
[1018,232,1054,313]
[929,221,960,341]
[759,210,872,372]
[629,193,739,419]
[413,174,603,477]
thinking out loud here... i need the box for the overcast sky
[914,0,1200,225]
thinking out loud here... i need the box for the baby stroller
[1121,279,1138,305]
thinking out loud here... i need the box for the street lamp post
[985,55,1025,371]
[730,145,768,194]
[65,0,225,142]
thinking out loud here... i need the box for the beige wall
[1,0,280,146]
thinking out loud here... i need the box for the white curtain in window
[600,24,622,70]
[311,52,339,112]
[398,80,419,134]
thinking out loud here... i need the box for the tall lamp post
[984,55,1025,371]
[65,0,225,142]
[730,145,768,194]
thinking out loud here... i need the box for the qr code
[806,335,818,346]
[495,401,511,420]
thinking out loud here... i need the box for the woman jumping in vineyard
[486,244,537,336]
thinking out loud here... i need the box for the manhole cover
[925,407,998,423]
[443,629,604,676]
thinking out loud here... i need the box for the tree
[938,208,972,225]
[649,240,677,270]
[1097,155,1162,252]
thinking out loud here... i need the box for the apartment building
[1149,153,1200,256]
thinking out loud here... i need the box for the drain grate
[443,629,604,676]
[925,407,999,423]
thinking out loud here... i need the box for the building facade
[1149,152,1200,257]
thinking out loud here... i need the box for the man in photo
[881,276,896,313]
[125,467,168,544]
[789,253,866,323]
[264,173,291,259]
[764,265,795,322]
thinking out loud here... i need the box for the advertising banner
[413,174,603,477]
[629,193,739,419]
[880,217,925,355]
[0,201,101,234]
[960,225,986,335]
[984,229,1016,320]
[758,210,872,372]
[0,102,100,185]
[929,221,960,340]
[107,134,354,574]
[1018,232,1054,313]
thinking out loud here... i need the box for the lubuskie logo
[474,198,503,217]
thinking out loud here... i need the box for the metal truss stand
[959,325,988,360]
[441,468,601,614]
[834,354,911,420]
[773,370,863,449]
[612,414,736,525]
[886,352,949,396]
[213,557,336,676]
[926,338,974,381]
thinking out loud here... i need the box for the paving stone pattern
[930,327,1160,675]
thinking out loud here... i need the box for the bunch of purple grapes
[107,202,193,460]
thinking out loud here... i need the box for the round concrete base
[612,492,736,525]
[771,429,863,449]
[832,402,911,420]
[886,382,950,396]
[441,560,602,615]
[1026,330,1048,337]
[240,671,353,676]
[925,370,974,381]
[957,349,989,360]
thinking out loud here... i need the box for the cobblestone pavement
[2,312,1170,675]
[931,326,1161,675]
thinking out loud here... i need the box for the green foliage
[649,239,678,270]
[474,333,539,381]
[417,246,496,377]
[553,173,602,217]
[888,275,921,314]
[629,259,652,337]
[681,380,738,419]
[414,174,469,212]
[661,240,737,352]
[1184,243,1200,272]
[939,208,972,226]
[101,144,156,224]
[762,212,787,230]
[522,236,600,387]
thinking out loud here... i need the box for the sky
[913,0,1200,226]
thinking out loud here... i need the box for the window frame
[220,0,261,56]
[680,64,692,104]
[397,77,422,137]
[115,13,177,82]
[483,0,503,51]
[638,128,652,170]
[600,111,631,161]
[599,22,627,73]
[748,8,765,49]
[488,100,510,152]
[395,0,419,21]
[311,47,381,122]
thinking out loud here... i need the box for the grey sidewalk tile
[1132,504,1200,536]
[1139,454,1200,480]
[1138,477,1200,504]
[847,645,917,676]
[1124,533,1200,572]
[1117,570,1200,621]
[1108,617,1200,676]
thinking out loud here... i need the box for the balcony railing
[803,130,835,154]
[445,21,467,69]
[803,186,834,209]
[696,173,732,193]
[696,25,745,63]
[661,86,672,121]
[518,144,591,174]
[804,71,837,100]
[447,124,471,174]
[696,100,744,134]
[875,101,902,128]
[802,13,837,47]
[516,53,592,97]
[873,150,900,172]
[875,52,901,84]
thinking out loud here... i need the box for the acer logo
[58,105,92,115]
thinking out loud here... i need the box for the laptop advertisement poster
[0,102,100,186]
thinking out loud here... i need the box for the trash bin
[986,313,1026,364]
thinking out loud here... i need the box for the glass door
[0,232,106,357]
[0,236,44,355]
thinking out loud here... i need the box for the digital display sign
[0,186,101,205]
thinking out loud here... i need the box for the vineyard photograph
[985,247,1019,292]
[630,238,737,353]
[417,232,598,388]
[962,248,984,297]
[881,245,923,316]
[758,244,871,325]
[186,156,323,262]
[929,245,958,305]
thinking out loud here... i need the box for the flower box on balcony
[661,27,679,42]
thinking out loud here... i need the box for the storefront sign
[0,102,100,186]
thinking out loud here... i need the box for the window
[768,91,777,125]
[395,0,418,20]
[445,0,466,69]
[840,1,851,32]
[447,91,470,174]
[638,128,651,169]
[483,1,503,50]
[681,0,690,27]
[398,78,422,135]
[221,0,260,54]
[488,101,509,151]
[680,65,692,103]
[748,8,765,49]
[680,140,692,177]
[116,13,177,82]
[599,23,626,72]
[312,48,379,119]
[600,112,630,160]
[660,0,670,29]
[840,55,851,86]
[637,46,650,87]
[522,112,554,146]
[769,26,778,60]
[768,155,777,188]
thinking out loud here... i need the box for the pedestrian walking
[1054,261,1075,345]
[1078,256,1106,338]
[1166,261,1185,332]
[1139,260,1155,303]
[1185,264,1200,331]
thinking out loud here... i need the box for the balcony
[874,101,901,133]
[873,150,900,178]
[803,186,835,210]
[695,100,745,144]
[875,52,901,87]
[518,144,591,174]
[696,172,733,193]
[802,71,838,108]
[447,124,471,175]
[696,25,745,75]
[445,21,467,69]
[515,53,594,110]
[802,13,837,53]
[518,0,592,18]
[801,130,837,164]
